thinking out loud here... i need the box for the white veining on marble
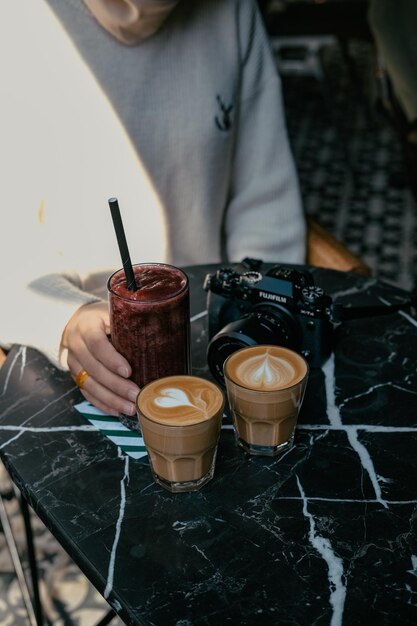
[405,584,417,607]
[299,424,417,432]
[0,429,25,450]
[408,555,417,576]
[297,476,346,626]
[1,346,24,396]
[104,449,130,599]
[209,421,417,435]
[0,398,28,420]
[109,599,122,613]
[277,496,417,504]
[0,425,96,432]
[322,355,342,428]
[183,570,246,602]
[192,544,213,566]
[398,309,417,327]
[347,428,388,508]
[0,387,78,448]
[190,310,208,323]
[322,354,388,508]
[19,346,27,380]
[378,296,417,328]
[173,520,192,533]
[339,383,417,411]
[406,556,417,608]
[172,519,210,535]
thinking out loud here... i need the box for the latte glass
[224,345,309,457]
[136,375,225,493]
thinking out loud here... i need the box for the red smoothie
[107,263,191,396]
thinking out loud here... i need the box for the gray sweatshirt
[0,0,305,368]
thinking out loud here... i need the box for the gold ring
[75,369,90,389]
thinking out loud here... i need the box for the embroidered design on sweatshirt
[215,95,233,131]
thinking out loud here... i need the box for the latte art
[138,375,224,426]
[154,387,209,417]
[225,345,308,391]
[236,353,296,389]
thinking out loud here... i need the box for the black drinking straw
[108,197,138,291]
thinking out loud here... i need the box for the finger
[69,344,139,406]
[70,356,138,417]
[81,377,138,417]
[65,306,131,379]
[82,387,137,420]
[83,326,132,378]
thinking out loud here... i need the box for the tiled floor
[1,37,416,626]
[0,465,124,625]
[282,39,417,292]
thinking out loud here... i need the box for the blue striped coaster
[74,400,148,459]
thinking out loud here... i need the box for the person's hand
[62,302,140,416]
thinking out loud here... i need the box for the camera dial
[217,268,239,291]
[240,271,262,285]
[301,286,325,304]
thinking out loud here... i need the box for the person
[368,0,417,197]
[368,0,417,143]
[0,0,306,418]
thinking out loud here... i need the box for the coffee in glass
[137,375,225,493]
[224,345,308,456]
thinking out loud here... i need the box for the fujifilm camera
[204,258,417,384]
[204,259,334,384]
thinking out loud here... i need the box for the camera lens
[207,304,301,384]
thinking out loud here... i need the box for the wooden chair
[306,216,372,276]
[0,219,371,367]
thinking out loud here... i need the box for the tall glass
[107,263,191,428]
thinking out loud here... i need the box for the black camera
[204,259,334,384]
[204,258,417,384]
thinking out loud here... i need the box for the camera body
[204,259,334,383]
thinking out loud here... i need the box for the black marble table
[1,263,417,626]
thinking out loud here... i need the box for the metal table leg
[0,492,40,626]
[2,481,118,626]
[19,495,44,626]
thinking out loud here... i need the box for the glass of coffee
[107,263,191,429]
[136,375,225,493]
[224,345,308,457]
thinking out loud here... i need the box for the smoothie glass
[107,263,191,428]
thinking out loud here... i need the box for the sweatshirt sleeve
[0,273,103,371]
[224,0,306,264]
[0,1,168,372]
